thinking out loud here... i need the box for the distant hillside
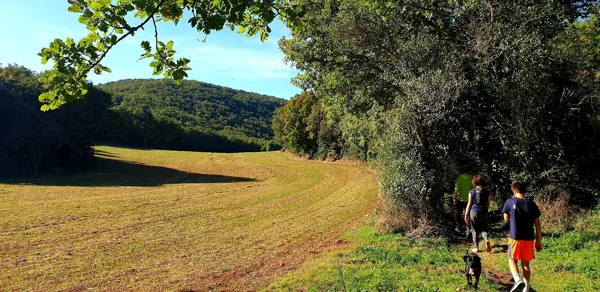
[98,79,286,141]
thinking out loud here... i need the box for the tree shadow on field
[94,149,120,158]
[1,157,256,187]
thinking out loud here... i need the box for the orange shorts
[508,238,535,261]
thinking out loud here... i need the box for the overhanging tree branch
[75,0,166,85]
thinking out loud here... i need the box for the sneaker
[486,241,492,252]
[510,280,525,292]
[523,281,530,292]
[471,247,479,253]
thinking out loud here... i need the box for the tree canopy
[38,0,305,110]
[273,0,600,232]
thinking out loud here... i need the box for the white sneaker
[471,247,479,253]
[510,280,525,292]
[523,282,530,292]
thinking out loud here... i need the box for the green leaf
[68,3,84,13]
[66,38,75,47]
[141,41,151,52]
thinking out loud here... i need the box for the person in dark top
[502,181,543,292]
[464,175,492,253]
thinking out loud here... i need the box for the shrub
[538,191,579,235]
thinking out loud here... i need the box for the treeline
[274,1,600,232]
[0,65,111,176]
[98,79,285,151]
[1,65,284,176]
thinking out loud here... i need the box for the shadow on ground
[94,149,120,158]
[486,270,539,292]
[1,156,256,187]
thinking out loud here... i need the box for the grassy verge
[267,209,600,291]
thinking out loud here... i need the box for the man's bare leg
[521,260,531,291]
[509,259,524,292]
[509,259,520,275]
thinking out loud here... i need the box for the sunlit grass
[0,146,378,291]
[267,210,600,292]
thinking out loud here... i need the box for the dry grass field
[0,146,378,291]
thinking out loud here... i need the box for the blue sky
[0,1,300,99]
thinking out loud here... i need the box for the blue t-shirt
[469,188,490,213]
[501,197,541,240]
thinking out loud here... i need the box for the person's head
[511,181,526,195]
[472,175,486,188]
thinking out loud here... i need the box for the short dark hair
[472,175,486,187]
[511,181,526,193]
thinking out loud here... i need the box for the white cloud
[186,43,294,80]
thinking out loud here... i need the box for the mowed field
[0,146,378,291]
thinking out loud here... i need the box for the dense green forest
[98,79,285,151]
[0,65,285,176]
[272,1,600,232]
[0,65,111,176]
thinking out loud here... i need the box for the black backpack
[472,188,490,208]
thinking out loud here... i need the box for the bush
[538,191,579,235]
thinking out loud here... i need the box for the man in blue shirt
[501,181,543,292]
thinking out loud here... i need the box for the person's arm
[501,200,510,222]
[535,217,543,252]
[464,192,473,223]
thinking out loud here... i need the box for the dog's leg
[473,275,479,290]
[466,273,472,286]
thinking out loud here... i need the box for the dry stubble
[0,146,377,291]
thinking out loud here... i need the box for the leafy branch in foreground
[38,0,303,111]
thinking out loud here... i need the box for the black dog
[463,251,482,289]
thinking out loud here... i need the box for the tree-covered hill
[98,79,286,142]
[1,65,287,177]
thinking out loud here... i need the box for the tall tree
[276,0,600,231]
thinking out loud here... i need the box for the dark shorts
[469,211,489,233]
